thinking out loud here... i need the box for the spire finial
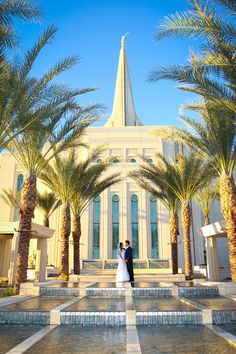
[121,32,129,48]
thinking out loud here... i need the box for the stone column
[206,236,220,281]
[8,231,20,285]
[35,238,47,282]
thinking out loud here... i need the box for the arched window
[130,158,136,164]
[96,158,102,163]
[131,194,139,258]
[92,196,100,259]
[112,195,119,258]
[17,174,23,190]
[147,158,153,163]
[150,196,158,258]
[14,174,23,221]
[113,158,120,164]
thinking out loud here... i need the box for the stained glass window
[112,194,119,258]
[113,158,120,164]
[17,174,23,190]
[150,196,158,258]
[131,194,139,258]
[93,195,100,259]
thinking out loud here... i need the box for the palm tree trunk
[60,204,71,279]
[204,214,210,226]
[170,210,179,274]
[219,175,236,281]
[43,216,49,227]
[15,172,37,287]
[72,214,81,275]
[182,202,193,279]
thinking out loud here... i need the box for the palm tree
[130,161,181,274]
[195,183,219,226]
[40,148,121,277]
[150,0,236,114]
[0,0,42,63]
[6,28,99,287]
[149,0,236,280]
[0,26,59,153]
[39,151,82,280]
[37,191,60,227]
[150,153,212,279]
[157,107,236,280]
[70,148,121,274]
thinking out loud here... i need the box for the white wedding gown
[116,249,130,282]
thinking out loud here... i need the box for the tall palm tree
[151,153,212,279]
[39,151,83,280]
[40,148,121,277]
[130,161,181,274]
[195,183,219,226]
[0,26,62,153]
[6,29,99,287]
[149,0,236,115]
[149,0,236,280]
[70,149,121,274]
[157,107,236,280]
[37,191,60,227]
[0,0,42,63]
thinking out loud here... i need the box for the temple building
[0,37,229,276]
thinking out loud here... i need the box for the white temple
[0,36,229,277]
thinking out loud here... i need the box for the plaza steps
[70,271,186,283]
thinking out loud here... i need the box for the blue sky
[15,0,199,127]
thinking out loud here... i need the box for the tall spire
[105,35,142,127]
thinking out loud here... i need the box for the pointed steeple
[105,35,142,127]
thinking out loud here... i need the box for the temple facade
[0,37,228,274]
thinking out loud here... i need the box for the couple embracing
[116,240,134,283]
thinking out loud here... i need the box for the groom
[125,240,134,282]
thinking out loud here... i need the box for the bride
[116,242,130,282]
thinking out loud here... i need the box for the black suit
[125,246,134,282]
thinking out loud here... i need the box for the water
[61,311,126,325]
[89,282,120,288]
[133,288,172,297]
[174,281,196,287]
[132,282,169,288]
[64,297,126,312]
[220,324,236,336]
[40,287,80,297]
[0,311,50,324]
[190,296,236,310]
[138,325,236,353]
[44,282,88,288]
[213,311,236,324]
[136,311,202,325]
[26,326,126,353]
[86,288,125,297]
[0,297,71,324]
[0,325,43,354]
[0,297,71,311]
[179,286,219,297]
[134,296,196,312]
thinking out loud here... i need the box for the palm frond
[0,188,21,208]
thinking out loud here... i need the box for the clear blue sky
[15,0,199,127]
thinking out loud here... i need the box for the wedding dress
[116,248,130,282]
